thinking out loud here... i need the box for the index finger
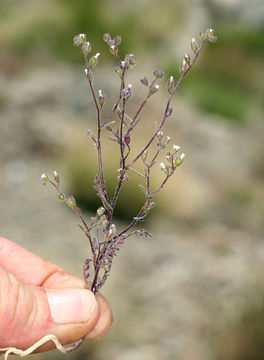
[0,237,81,287]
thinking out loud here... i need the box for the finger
[0,267,100,351]
[0,237,61,286]
[85,293,113,340]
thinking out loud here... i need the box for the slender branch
[83,54,109,204]
[127,39,206,169]
[127,77,156,133]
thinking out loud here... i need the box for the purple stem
[127,40,206,169]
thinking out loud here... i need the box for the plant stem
[127,39,206,169]
[83,54,108,205]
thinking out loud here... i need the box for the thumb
[0,267,100,350]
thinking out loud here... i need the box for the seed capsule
[97,207,105,216]
[89,53,100,68]
[191,38,198,53]
[66,196,76,208]
[58,193,66,202]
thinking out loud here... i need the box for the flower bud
[167,76,174,93]
[184,54,191,65]
[82,41,91,55]
[149,84,159,96]
[163,136,170,147]
[114,66,123,78]
[141,150,148,161]
[209,36,217,43]
[121,84,132,100]
[199,32,206,41]
[175,153,185,167]
[153,68,164,79]
[166,153,173,164]
[125,54,136,69]
[166,107,173,118]
[103,33,111,43]
[53,170,60,184]
[97,207,105,216]
[109,224,116,236]
[160,162,172,175]
[128,59,136,70]
[58,193,66,202]
[140,76,148,86]
[125,53,134,63]
[114,35,122,45]
[41,173,49,184]
[206,28,214,37]
[124,133,131,145]
[89,53,100,68]
[101,219,108,228]
[157,131,163,142]
[191,38,198,53]
[179,60,188,74]
[66,196,76,208]
[84,68,93,83]
[98,90,105,108]
[172,144,181,154]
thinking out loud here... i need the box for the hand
[0,237,112,352]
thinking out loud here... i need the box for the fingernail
[46,288,96,324]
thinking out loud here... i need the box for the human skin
[0,237,112,352]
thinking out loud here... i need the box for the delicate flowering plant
[0,29,216,358]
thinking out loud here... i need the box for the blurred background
[0,0,264,359]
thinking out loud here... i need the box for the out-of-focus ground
[0,1,264,360]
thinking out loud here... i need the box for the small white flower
[41,173,49,181]
[160,162,166,170]
[180,153,186,161]
[172,144,181,154]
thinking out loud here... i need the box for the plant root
[0,334,82,360]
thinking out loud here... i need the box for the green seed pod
[149,84,159,96]
[98,90,105,108]
[191,38,198,53]
[184,54,191,65]
[157,131,163,142]
[53,170,60,184]
[58,193,66,202]
[167,76,174,93]
[179,60,188,74]
[66,196,76,208]
[89,53,100,69]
